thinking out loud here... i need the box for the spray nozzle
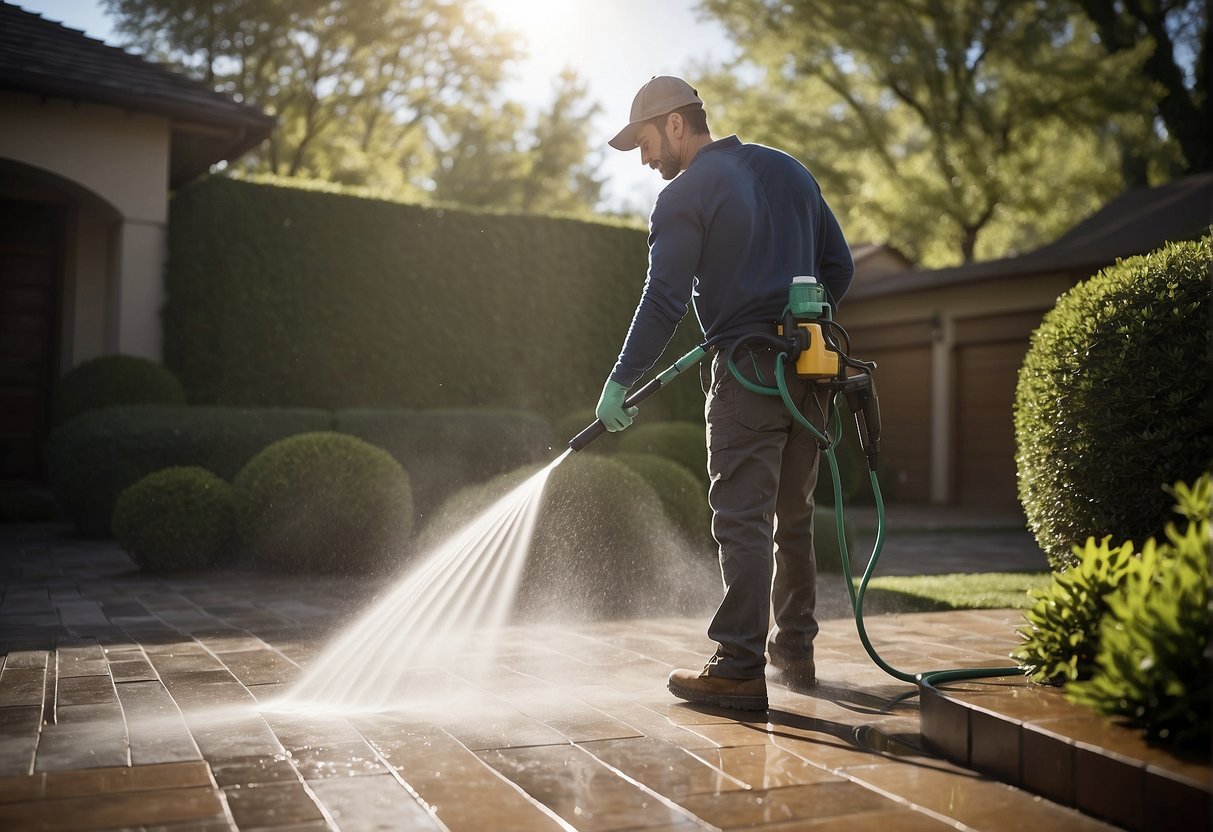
[838,372,882,470]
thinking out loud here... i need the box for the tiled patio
[0,526,1205,831]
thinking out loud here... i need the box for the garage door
[954,338,1030,508]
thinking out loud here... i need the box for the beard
[655,133,680,180]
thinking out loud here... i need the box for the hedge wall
[164,177,705,425]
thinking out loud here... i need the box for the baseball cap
[608,76,703,151]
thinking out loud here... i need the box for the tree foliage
[695,0,1190,266]
[103,0,603,213]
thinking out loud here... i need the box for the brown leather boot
[667,667,768,710]
[768,656,816,691]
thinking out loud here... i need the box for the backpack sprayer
[568,277,1021,691]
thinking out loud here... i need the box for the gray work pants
[700,346,822,679]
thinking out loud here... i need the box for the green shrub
[334,408,551,521]
[1067,491,1211,749]
[234,432,412,574]
[45,405,330,536]
[613,453,711,545]
[164,176,706,422]
[1015,236,1212,570]
[617,421,707,482]
[50,355,186,426]
[421,455,718,620]
[1012,535,1137,684]
[112,467,235,573]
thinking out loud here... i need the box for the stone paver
[0,525,1165,831]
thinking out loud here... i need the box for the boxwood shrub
[613,452,711,547]
[112,466,235,573]
[334,408,551,521]
[1015,236,1212,570]
[617,421,707,481]
[45,405,330,536]
[421,454,718,620]
[233,431,413,574]
[50,355,186,426]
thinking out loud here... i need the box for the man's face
[636,119,680,181]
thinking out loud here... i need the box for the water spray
[568,276,1023,693]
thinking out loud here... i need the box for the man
[597,76,854,711]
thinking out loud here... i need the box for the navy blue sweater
[609,135,854,387]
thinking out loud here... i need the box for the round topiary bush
[617,421,707,481]
[1015,236,1212,570]
[112,466,235,573]
[421,454,717,620]
[233,432,413,574]
[613,452,711,546]
[50,355,186,426]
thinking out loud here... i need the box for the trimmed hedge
[613,452,712,546]
[164,176,705,422]
[1015,236,1212,570]
[234,432,413,574]
[45,405,330,536]
[617,421,707,481]
[334,407,551,522]
[50,355,185,426]
[113,466,235,573]
[422,455,718,620]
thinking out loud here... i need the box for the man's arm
[608,192,702,386]
[817,201,854,307]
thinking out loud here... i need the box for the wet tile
[968,707,1020,786]
[115,680,202,765]
[1074,742,1143,830]
[289,739,388,780]
[442,708,569,751]
[750,806,962,830]
[0,705,41,776]
[1146,765,1213,832]
[223,780,326,828]
[356,719,567,832]
[678,780,894,828]
[481,743,694,832]
[578,736,749,798]
[3,650,49,670]
[56,674,117,707]
[0,666,46,706]
[55,642,108,678]
[1021,723,1074,806]
[0,785,224,832]
[844,761,1120,831]
[209,754,298,788]
[918,686,968,765]
[689,745,844,791]
[0,772,44,803]
[35,702,129,772]
[109,657,160,683]
[214,649,300,686]
[309,773,443,830]
[43,761,213,797]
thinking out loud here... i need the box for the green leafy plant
[233,432,412,574]
[112,466,235,573]
[1015,236,1212,570]
[1012,535,1137,684]
[50,355,186,426]
[45,405,330,536]
[1067,511,1211,749]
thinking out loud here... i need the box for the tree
[433,70,605,216]
[105,0,608,213]
[1071,0,1210,180]
[696,0,1168,266]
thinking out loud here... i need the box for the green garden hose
[728,349,1025,690]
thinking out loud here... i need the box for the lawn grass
[858,572,1052,613]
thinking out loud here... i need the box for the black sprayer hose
[568,345,708,451]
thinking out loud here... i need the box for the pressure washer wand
[568,345,707,451]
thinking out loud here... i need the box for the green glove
[596,379,639,432]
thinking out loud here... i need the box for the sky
[12,0,741,214]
